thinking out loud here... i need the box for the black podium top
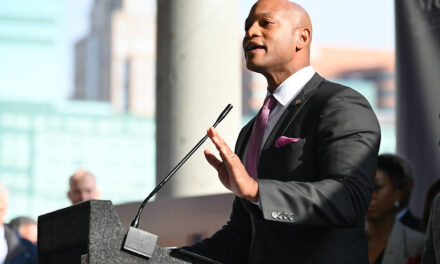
[37,200,218,264]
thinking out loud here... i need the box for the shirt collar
[268,65,315,106]
[396,207,408,219]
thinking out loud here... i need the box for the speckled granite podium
[37,200,214,264]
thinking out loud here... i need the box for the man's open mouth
[246,41,266,52]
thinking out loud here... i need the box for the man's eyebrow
[259,12,273,17]
[245,12,273,25]
[251,12,273,19]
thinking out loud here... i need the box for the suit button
[278,215,283,220]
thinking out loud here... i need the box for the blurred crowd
[0,156,440,263]
[0,169,99,264]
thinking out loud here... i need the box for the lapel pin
[295,99,301,105]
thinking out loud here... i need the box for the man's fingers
[204,149,223,171]
[207,127,223,150]
[207,127,234,161]
[204,149,231,189]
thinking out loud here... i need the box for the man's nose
[80,192,89,201]
[245,23,261,38]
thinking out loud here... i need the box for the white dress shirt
[243,66,316,161]
[261,65,315,149]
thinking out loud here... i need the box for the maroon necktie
[245,95,277,179]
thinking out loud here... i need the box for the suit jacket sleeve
[258,87,381,227]
[181,196,251,263]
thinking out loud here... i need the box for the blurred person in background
[366,154,425,264]
[420,179,440,233]
[422,191,440,263]
[67,169,101,205]
[0,182,36,264]
[8,217,37,245]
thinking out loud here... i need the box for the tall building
[73,0,156,117]
[311,45,395,110]
[0,100,156,221]
[0,0,66,101]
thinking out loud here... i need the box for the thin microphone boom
[130,104,233,228]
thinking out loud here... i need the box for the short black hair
[377,153,413,190]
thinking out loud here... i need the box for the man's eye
[261,20,273,26]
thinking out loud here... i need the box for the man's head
[0,182,8,225]
[243,0,312,84]
[376,154,414,209]
[9,216,38,244]
[67,169,100,204]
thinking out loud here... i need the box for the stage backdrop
[395,0,440,217]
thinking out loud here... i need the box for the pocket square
[275,136,301,148]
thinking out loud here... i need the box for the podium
[37,200,218,264]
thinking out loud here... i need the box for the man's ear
[67,190,73,202]
[296,27,311,50]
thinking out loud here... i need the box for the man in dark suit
[184,0,381,263]
[3,226,36,264]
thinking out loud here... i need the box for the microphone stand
[122,104,233,258]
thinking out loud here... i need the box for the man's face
[0,193,7,225]
[243,0,298,73]
[19,223,38,244]
[68,177,98,204]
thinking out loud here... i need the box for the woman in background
[366,154,425,264]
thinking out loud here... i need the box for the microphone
[122,104,233,259]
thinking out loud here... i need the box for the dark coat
[4,225,36,264]
[185,73,381,264]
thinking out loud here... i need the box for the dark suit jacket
[4,225,36,264]
[422,194,440,263]
[399,208,422,231]
[185,73,381,264]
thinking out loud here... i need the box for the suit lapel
[381,221,406,264]
[260,73,324,154]
[235,117,255,160]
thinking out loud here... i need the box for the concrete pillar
[156,0,242,198]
